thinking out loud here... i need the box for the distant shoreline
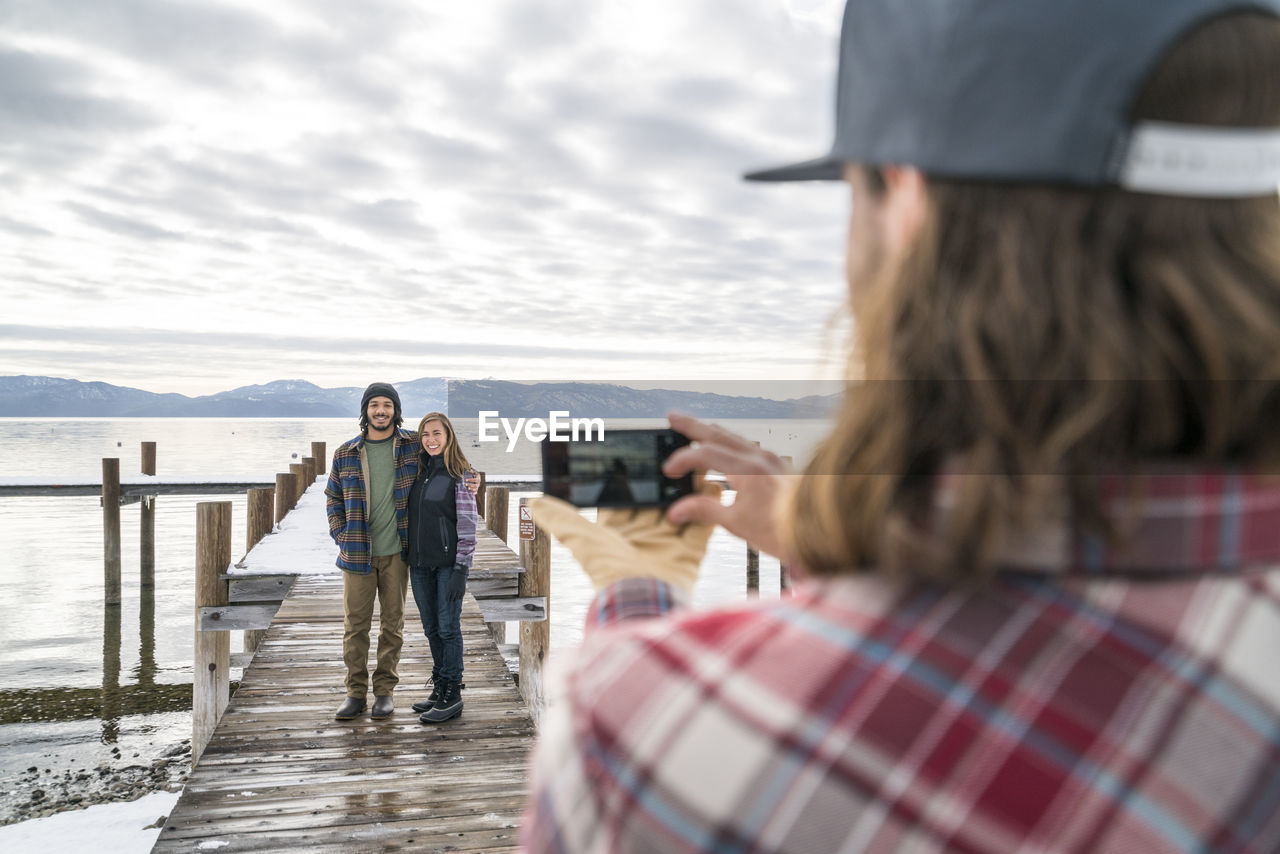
[1,375,841,420]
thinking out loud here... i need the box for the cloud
[4,0,299,87]
[0,322,657,359]
[0,49,152,132]
[0,0,851,394]
[342,198,433,239]
[64,201,186,241]
[0,213,52,237]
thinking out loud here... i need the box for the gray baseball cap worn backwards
[746,0,1280,197]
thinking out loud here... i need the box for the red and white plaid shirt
[522,471,1280,853]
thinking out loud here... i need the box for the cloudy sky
[1,0,851,396]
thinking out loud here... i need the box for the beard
[363,411,397,434]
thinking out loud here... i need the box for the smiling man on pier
[324,382,417,721]
[326,383,480,722]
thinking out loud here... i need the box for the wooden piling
[102,458,121,605]
[301,456,316,492]
[475,470,487,518]
[275,473,297,520]
[486,486,510,543]
[779,455,792,595]
[484,486,511,643]
[518,496,550,720]
[246,487,275,552]
[745,441,762,596]
[289,463,307,503]
[140,442,156,587]
[101,602,122,741]
[311,441,327,475]
[243,487,275,655]
[193,501,232,766]
[138,586,156,689]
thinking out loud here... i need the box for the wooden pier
[149,442,549,852]
[153,562,537,852]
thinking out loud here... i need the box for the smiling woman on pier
[406,411,477,724]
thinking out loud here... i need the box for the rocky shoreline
[2,740,191,826]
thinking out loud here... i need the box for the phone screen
[541,428,693,508]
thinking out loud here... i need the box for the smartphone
[541,427,694,508]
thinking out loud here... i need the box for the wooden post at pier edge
[518,496,550,721]
[484,486,511,643]
[475,471,487,518]
[301,457,316,492]
[276,473,297,520]
[486,486,509,543]
[246,488,275,553]
[745,441,761,597]
[102,458,122,605]
[193,501,232,766]
[242,487,276,655]
[778,455,792,595]
[140,442,156,587]
[311,441,327,475]
[289,463,307,504]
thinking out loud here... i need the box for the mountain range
[0,376,838,419]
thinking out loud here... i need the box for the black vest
[407,454,458,568]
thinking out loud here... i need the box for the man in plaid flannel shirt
[325,383,478,721]
[522,1,1280,851]
[325,382,419,721]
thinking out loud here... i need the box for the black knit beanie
[360,382,401,417]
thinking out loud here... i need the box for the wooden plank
[0,481,274,497]
[469,575,519,598]
[157,818,524,852]
[200,604,280,631]
[225,575,296,602]
[478,597,546,622]
[468,561,524,576]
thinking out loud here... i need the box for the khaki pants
[342,554,408,699]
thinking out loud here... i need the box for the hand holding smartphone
[541,427,694,508]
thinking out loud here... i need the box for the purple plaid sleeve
[453,478,477,568]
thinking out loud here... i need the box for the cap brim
[743,155,843,182]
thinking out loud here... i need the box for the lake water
[0,416,830,821]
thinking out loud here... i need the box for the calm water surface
[0,416,828,819]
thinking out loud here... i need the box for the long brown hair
[788,13,1280,582]
[415,412,473,481]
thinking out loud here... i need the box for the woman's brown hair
[788,13,1280,582]
[416,412,473,481]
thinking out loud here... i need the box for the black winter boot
[411,678,442,714]
[418,679,462,723]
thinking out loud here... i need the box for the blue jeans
[409,565,467,683]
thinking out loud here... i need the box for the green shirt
[364,436,400,557]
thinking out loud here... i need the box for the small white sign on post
[519,504,535,541]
